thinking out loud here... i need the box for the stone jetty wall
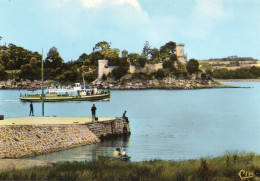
[0,118,130,159]
[87,118,130,137]
[0,125,99,159]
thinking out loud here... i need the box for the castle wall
[98,47,191,79]
[98,59,163,79]
[0,118,130,159]
[129,64,163,74]
[98,44,186,79]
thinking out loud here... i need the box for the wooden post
[41,49,44,117]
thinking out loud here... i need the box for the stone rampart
[129,64,163,74]
[0,118,130,159]
[98,59,163,79]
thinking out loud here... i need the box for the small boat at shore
[19,83,110,102]
[98,155,131,162]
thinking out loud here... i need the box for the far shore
[216,79,260,82]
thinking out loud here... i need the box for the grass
[0,153,260,180]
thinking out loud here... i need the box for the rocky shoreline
[0,78,250,90]
[93,77,241,90]
[0,79,43,90]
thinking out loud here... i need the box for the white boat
[20,83,110,102]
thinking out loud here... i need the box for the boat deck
[0,117,116,126]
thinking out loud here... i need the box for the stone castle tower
[98,60,116,79]
[98,60,109,79]
[176,43,186,64]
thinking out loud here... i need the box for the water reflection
[26,136,130,162]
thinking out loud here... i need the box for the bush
[186,59,199,74]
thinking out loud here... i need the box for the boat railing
[20,93,42,97]
[48,88,75,93]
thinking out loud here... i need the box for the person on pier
[122,110,129,123]
[29,102,34,116]
[91,104,97,121]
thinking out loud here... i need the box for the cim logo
[238,169,254,180]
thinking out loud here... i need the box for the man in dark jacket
[122,110,129,123]
[91,104,97,121]
[29,102,34,116]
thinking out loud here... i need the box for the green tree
[6,59,15,70]
[155,69,165,79]
[141,41,151,59]
[19,57,41,80]
[0,64,7,80]
[111,57,129,80]
[160,41,176,54]
[186,59,199,74]
[75,53,88,67]
[128,53,141,66]
[29,57,40,68]
[58,70,79,84]
[92,41,120,65]
[149,48,161,63]
[45,47,64,69]
[85,70,98,83]
[20,64,33,80]
[250,66,260,78]
[121,50,128,58]
[138,57,147,68]
[93,41,111,52]
[89,51,102,66]
[170,54,177,62]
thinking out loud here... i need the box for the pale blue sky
[0,0,260,61]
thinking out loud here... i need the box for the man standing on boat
[29,102,34,116]
[91,104,97,121]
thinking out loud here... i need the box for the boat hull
[20,94,110,102]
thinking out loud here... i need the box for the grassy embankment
[0,153,260,180]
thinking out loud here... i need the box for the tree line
[0,39,202,83]
[212,67,260,79]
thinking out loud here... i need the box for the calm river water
[0,82,260,161]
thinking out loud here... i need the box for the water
[0,82,260,161]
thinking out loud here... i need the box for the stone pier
[0,117,130,159]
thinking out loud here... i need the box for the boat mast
[82,72,86,89]
[41,49,44,117]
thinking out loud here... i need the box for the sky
[0,0,260,62]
